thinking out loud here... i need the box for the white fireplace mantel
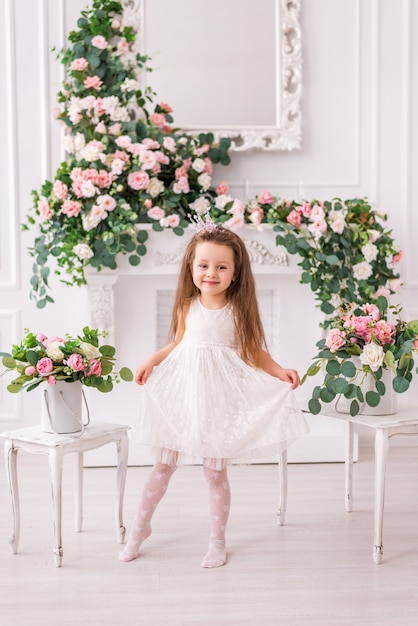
[86,225,299,342]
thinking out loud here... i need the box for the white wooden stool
[0,421,130,567]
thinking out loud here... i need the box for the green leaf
[393,376,410,393]
[308,398,321,415]
[320,387,335,403]
[98,379,113,393]
[331,378,349,394]
[136,230,149,243]
[341,361,356,378]
[349,399,360,417]
[7,383,23,393]
[375,380,386,396]
[365,390,380,407]
[120,367,134,382]
[2,356,16,368]
[301,272,312,284]
[326,360,341,376]
[129,255,141,266]
[99,345,116,358]
[320,302,335,315]
[26,350,40,366]
[325,254,340,266]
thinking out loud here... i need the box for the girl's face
[192,242,235,304]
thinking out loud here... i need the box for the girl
[120,225,309,567]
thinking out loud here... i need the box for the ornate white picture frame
[122,0,302,151]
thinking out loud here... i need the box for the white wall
[1,0,417,449]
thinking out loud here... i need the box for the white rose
[361,242,378,263]
[214,194,234,210]
[189,197,210,215]
[80,342,101,359]
[359,343,385,371]
[46,341,65,362]
[197,172,211,191]
[81,144,101,162]
[191,158,205,173]
[74,243,94,260]
[352,261,372,280]
[82,210,103,232]
[146,178,165,198]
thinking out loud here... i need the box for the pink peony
[91,35,108,50]
[53,180,68,200]
[216,181,229,196]
[84,75,102,90]
[361,303,380,321]
[127,170,150,190]
[258,191,273,205]
[287,209,302,228]
[66,353,84,371]
[86,359,102,377]
[38,200,52,219]
[25,366,36,376]
[372,320,395,345]
[147,207,165,220]
[325,328,346,353]
[37,357,54,376]
[149,113,166,127]
[47,376,57,385]
[37,333,47,342]
[70,57,88,71]
[61,200,81,218]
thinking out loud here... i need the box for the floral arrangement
[0,326,133,393]
[200,191,402,317]
[24,0,402,321]
[24,0,231,308]
[301,297,418,416]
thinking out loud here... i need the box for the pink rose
[149,113,166,127]
[53,180,68,200]
[86,359,102,377]
[66,353,84,371]
[216,181,229,196]
[204,158,213,175]
[287,209,302,228]
[37,357,54,376]
[97,170,114,189]
[38,200,52,219]
[128,170,150,190]
[159,102,173,113]
[392,250,403,264]
[175,166,188,181]
[388,279,403,293]
[25,366,36,376]
[37,333,47,342]
[84,76,103,91]
[163,214,180,228]
[47,376,56,385]
[173,176,190,194]
[70,57,88,71]
[61,200,81,217]
[91,35,108,50]
[373,287,391,299]
[258,191,273,205]
[301,202,312,217]
[144,199,152,209]
[163,137,176,152]
[325,329,346,353]
[147,207,165,220]
[249,208,264,226]
[372,320,395,345]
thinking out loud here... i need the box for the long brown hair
[170,228,267,365]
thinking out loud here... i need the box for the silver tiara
[188,210,218,234]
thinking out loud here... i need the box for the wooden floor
[1,446,418,626]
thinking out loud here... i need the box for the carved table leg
[75,452,84,532]
[48,447,64,567]
[345,421,354,512]
[4,440,20,554]
[276,448,288,526]
[115,433,129,543]
[373,428,389,564]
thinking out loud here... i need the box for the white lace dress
[133,298,309,468]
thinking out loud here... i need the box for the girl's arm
[135,305,187,385]
[257,349,300,390]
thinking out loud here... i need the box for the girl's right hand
[135,360,155,385]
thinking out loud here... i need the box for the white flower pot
[335,363,398,416]
[41,381,88,434]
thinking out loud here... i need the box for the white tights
[119,460,231,568]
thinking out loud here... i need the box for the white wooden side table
[0,421,130,567]
[311,404,418,564]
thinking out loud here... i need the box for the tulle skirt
[132,343,309,469]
